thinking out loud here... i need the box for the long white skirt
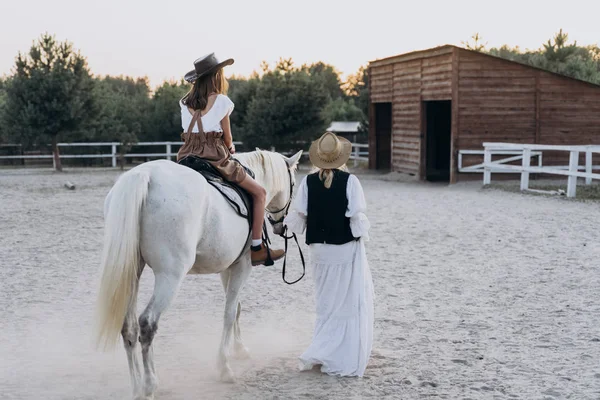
[299,239,374,377]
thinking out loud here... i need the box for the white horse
[95,149,302,400]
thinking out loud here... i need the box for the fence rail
[459,149,543,173]
[476,142,600,198]
[0,141,369,168]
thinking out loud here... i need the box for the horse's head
[235,149,303,236]
[266,150,302,236]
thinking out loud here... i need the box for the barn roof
[369,45,600,89]
[327,121,362,133]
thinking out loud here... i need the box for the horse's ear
[284,150,303,169]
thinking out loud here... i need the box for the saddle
[178,156,254,223]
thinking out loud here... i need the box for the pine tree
[2,34,94,171]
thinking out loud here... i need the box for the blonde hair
[312,165,348,189]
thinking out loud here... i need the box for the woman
[284,132,374,377]
[177,53,284,266]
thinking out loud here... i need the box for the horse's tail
[95,168,150,351]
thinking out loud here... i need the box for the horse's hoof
[137,377,157,400]
[234,346,251,360]
[220,366,236,383]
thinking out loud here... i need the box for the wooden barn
[368,45,600,182]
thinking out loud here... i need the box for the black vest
[306,171,355,245]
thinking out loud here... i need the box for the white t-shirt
[180,94,235,133]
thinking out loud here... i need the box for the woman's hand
[228,143,236,154]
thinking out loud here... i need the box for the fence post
[111,144,117,168]
[585,149,592,185]
[483,147,491,185]
[353,145,358,168]
[166,143,172,161]
[520,148,531,191]
[567,150,579,198]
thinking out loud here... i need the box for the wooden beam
[368,66,376,170]
[419,59,425,180]
[450,47,460,184]
[535,71,541,144]
[369,102,376,170]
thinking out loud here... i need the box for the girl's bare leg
[237,175,266,240]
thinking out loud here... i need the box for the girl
[177,53,284,266]
[284,131,374,377]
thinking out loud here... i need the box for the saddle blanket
[178,156,254,222]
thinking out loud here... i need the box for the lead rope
[281,226,306,285]
[261,219,305,284]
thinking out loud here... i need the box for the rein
[261,222,305,285]
[264,167,306,285]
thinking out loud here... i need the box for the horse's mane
[235,150,293,192]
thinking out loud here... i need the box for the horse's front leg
[218,256,252,382]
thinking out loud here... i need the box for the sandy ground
[1,166,600,400]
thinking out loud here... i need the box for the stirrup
[264,245,274,266]
[251,242,275,266]
[259,221,276,266]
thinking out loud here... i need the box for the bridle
[264,167,306,285]
[266,168,294,225]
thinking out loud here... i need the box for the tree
[462,33,487,52]
[244,60,328,150]
[542,29,578,62]
[321,97,364,123]
[344,65,369,134]
[85,76,151,168]
[228,75,259,143]
[142,80,187,142]
[303,62,345,101]
[2,34,94,171]
[0,77,7,144]
[88,76,150,141]
[474,30,600,85]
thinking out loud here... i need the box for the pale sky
[1,0,599,88]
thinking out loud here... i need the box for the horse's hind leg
[122,262,145,398]
[218,257,252,382]
[219,271,250,360]
[138,268,185,399]
[233,302,250,359]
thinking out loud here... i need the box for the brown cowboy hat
[309,132,352,170]
[184,53,234,83]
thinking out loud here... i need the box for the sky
[1,0,599,88]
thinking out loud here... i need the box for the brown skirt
[177,131,247,183]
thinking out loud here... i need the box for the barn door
[374,103,392,170]
[423,101,452,182]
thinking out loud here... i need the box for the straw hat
[309,132,352,170]
[184,53,234,83]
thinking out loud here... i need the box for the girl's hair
[181,69,229,111]
[312,165,348,189]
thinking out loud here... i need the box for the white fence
[474,142,600,198]
[459,150,543,173]
[350,143,369,167]
[0,141,369,168]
